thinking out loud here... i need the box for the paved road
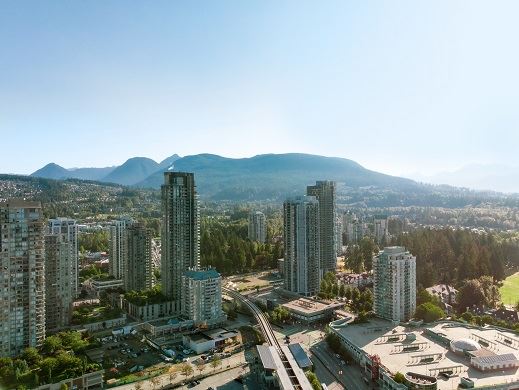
[176,365,250,390]
[311,343,370,390]
[312,353,345,390]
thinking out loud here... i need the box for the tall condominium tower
[248,211,266,243]
[307,181,337,275]
[125,223,153,291]
[373,246,416,322]
[161,172,200,312]
[48,218,78,297]
[109,217,133,280]
[373,215,389,245]
[0,200,45,357]
[335,215,343,255]
[283,196,320,297]
[181,268,225,326]
[45,233,73,332]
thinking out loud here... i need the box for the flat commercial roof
[288,343,313,369]
[282,298,342,315]
[203,327,238,340]
[333,319,519,390]
[256,345,277,370]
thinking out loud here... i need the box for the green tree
[305,371,322,390]
[210,357,221,372]
[20,347,41,366]
[414,302,444,322]
[42,335,63,355]
[393,372,405,383]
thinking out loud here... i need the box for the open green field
[500,272,519,306]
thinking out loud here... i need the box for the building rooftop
[331,319,519,389]
[282,298,342,315]
[183,268,221,280]
[257,345,277,370]
[288,343,313,369]
[202,327,238,341]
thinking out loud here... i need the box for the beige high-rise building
[45,233,73,332]
[248,211,266,243]
[307,181,337,275]
[0,200,45,357]
[48,218,78,297]
[109,217,133,280]
[161,172,200,313]
[283,196,320,297]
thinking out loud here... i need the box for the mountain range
[31,153,418,198]
[30,153,515,202]
[407,164,519,194]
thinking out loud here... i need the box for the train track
[223,287,312,390]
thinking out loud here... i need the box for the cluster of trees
[0,332,99,389]
[124,285,168,306]
[394,228,513,287]
[414,289,445,323]
[266,306,291,325]
[305,371,322,390]
[78,264,107,282]
[455,310,519,332]
[457,276,501,312]
[319,272,373,314]
[79,230,109,253]
[344,237,378,273]
[200,219,283,275]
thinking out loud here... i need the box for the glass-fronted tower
[161,172,200,313]
[283,196,320,297]
[307,181,337,276]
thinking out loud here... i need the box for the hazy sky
[1,1,519,176]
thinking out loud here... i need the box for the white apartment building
[373,246,416,322]
[181,269,226,326]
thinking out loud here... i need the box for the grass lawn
[500,272,519,306]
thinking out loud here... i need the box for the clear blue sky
[1,1,518,176]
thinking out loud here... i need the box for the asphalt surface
[311,342,370,390]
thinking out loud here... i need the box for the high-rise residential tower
[373,215,389,245]
[44,233,73,332]
[181,268,225,326]
[283,196,320,297]
[0,200,45,357]
[373,246,416,322]
[109,217,133,280]
[307,181,337,275]
[125,223,153,291]
[248,211,267,243]
[161,172,200,313]
[48,218,78,297]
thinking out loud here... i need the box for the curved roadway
[223,287,313,390]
